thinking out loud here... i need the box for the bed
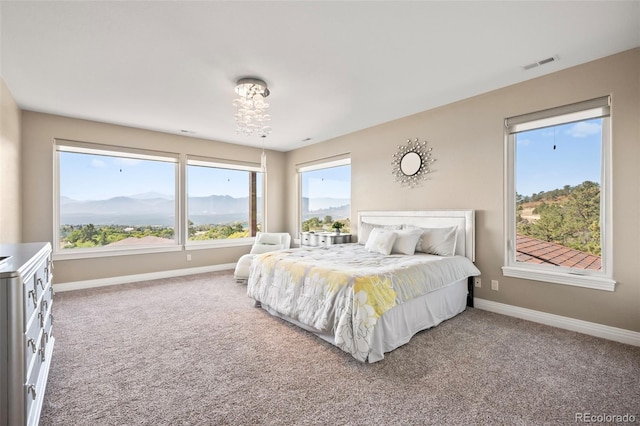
[247,210,481,362]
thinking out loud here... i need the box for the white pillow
[257,233,282,245]
[250,243,282,254]
[407,226,458,256]
[391,228,423,255]
[364,228,397,255]
[358,222,401,244]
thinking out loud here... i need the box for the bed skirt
[256,278,467,362]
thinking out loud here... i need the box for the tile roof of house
[516,234,602,271]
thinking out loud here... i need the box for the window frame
[53,140,265,260]
[185,155,264,249]
[297,155,351,238]
[53,139,181,260]
[502,96,615,291]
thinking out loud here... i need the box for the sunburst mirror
[391,138,435,188]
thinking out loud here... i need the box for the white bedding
[247,243,480,362]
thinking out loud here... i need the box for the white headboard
[357,210,475,262]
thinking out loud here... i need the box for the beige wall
[21,111,286,283]
[15,49,640,332]
[0,77,22,243]
[285,48,640,332]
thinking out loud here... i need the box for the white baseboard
[53,263,236,292]
[474,298,640,347]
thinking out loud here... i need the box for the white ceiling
[1,1,639,152]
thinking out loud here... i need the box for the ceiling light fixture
[233,77,272,138]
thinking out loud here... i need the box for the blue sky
[61,118,599,202]
[301,165,351,200]
[515,118,602,196]
[187,165,259,198]
[59,153,258,200]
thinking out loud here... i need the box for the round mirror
[400,152,421,176]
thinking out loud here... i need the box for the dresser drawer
[301,233,311,245]
[42,305,53,346]
[24,345,43,426]
[23,277,39,328]
[1,242,53,426]
[328,234,351,245]
[23,259,49,327]
[24,319,41,369]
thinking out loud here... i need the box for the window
[298,156,351,234]
[54,141,264,259]
[503,96,614,291]
[186,157,263,244]
[54,141,179,256]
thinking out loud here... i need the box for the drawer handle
[27,384,36,400]
[39,346,46,362]
[27,338,37,353]
[37,278,44,289]
[38,312,44,327]
[42,299,48,311]
[50,313,55,325]
[43,331,49,343]
[29,290,37,308]
[50,286,55,298]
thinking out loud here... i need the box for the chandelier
[232,78,272,137]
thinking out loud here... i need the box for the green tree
[529,203,566,243]
[563,181,600,255]
[97,230,109,246]
[303,217,321,232]
[81,224,97,243]
[517,181,600,256]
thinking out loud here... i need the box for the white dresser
[0,242,54,426]
[300,232,352,247]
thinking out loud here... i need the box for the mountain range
[60,195,349,226]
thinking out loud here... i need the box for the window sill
[502,266,615,292]
[53,238,257,260]
[53,244,183,261]
[185,239,255,251]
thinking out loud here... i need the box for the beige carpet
[40,271,640,425]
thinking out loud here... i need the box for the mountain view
[59,193,349,249]
[301,197,350,221]
[60,194,263,226]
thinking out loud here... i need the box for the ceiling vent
[523,55,559,70]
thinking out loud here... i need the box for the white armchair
[234,232,291,283]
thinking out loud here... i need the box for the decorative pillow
[358,222,401,244]
[250,243,282,254]
[256,233,282,245]
[364,228,398,255]
[391,228,423,255]
[406,226,458,256]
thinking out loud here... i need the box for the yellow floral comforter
[247,243,480,362]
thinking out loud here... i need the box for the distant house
[516,234,601,270]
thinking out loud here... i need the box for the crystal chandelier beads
[233,78,272,138]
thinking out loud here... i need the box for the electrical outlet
[474,277,482,288]
[187,254,192,261]
[491,280,499,291]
